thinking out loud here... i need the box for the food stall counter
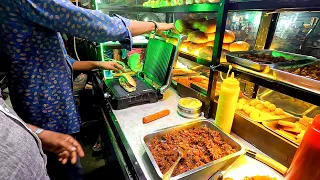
[104,88,284,180]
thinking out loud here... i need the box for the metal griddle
[105,32,187,110]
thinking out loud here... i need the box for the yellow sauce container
[178,97,202,119]
[215,66,240,134]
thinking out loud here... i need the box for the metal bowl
[177,97,202,119]
[177,105,201,119]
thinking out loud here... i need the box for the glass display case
[92,0,320,178]
[270,12,320,58]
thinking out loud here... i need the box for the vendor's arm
[73,61,124,72]
[66,55,124,72]
[18,0,173,50]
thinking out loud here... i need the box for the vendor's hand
[157,23,174,31]
[39,130,85,164]
[100,61,124,73]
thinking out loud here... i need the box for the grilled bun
[229,41,250,52]
[119,76,136,92]
[187,30,208,43]
[123,74,136,87]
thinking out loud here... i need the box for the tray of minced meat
[142,120,245,180]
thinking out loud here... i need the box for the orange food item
[244,176,277,180]
[143,109,170,124]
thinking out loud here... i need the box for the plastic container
[285,115,320,180]
[215,66,240,134]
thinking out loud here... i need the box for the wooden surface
[232,113,298,168]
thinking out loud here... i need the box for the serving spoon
[162,147,185,180]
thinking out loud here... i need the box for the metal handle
[255,154,288,175]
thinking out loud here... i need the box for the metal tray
[226,50,316,72]
[272,60,320,93]
[258,89,314,117]
[262,117,307,146]
[142,120,245,180]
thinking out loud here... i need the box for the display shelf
[228,0,320,11]
[211,63,320,107]
[179,51,211,67]
[96,1,320,13]
[96,4,153,12]
[153,3,221,13]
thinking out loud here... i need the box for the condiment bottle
[285,115,320,180]
[215,66,240,134]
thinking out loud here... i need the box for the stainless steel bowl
[177,104,201,119]
[177,97,202,119]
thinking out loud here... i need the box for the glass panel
[270,12,320,58]
[174,11,262,48]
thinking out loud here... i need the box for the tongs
[215,150,287,180]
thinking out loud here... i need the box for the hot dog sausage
[143,109,170,124]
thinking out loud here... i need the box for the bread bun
[187,42,205,54]
[179,41,189,51]
[190,18,206,30]
[223,30,235,43]
[175,19,190,33]
[185,0,194,5]
[119,74,136,92]
[205,30,235,43]
[207,33,215,41]
[199,19,216,33]
[222,43,230,51]
[171,0,178,6]
[205,41,214,47]
[199,46,212,60]
[188,30,208,44]
[229,41,250,52]
[182,29,193,36]
[204,42,230,50]
[166,38,178,46]
[177,0,185,5]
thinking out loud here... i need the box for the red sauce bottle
[285,115,320,180]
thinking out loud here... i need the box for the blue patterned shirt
[0,0,132,134]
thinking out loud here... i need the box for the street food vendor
[0,0,173,179]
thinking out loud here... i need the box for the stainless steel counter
[111,88,284,180]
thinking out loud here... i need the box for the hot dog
[143,109,170,124]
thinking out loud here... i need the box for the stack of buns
[171,19,250,61]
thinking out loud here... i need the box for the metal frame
[211,63,320,107]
